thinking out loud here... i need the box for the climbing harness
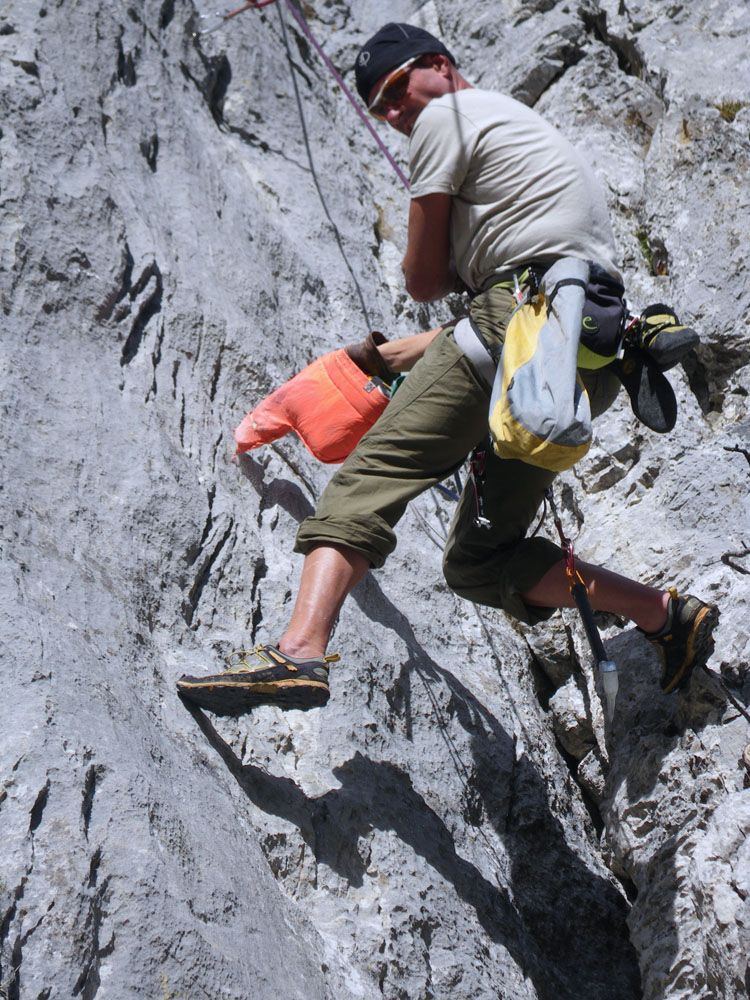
[197,0,411,190]
[545,487,619,720]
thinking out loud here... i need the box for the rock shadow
[596,628,729,992]
[183,619,640,998]
[182,700,542,988]
[229,454,640,995]
[348,572,642,1000]
[235,451,315,524]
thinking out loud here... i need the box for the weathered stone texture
[1,1,749,998]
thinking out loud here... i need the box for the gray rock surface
[1,1,749,997]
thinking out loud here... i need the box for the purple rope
[282,0,411,191]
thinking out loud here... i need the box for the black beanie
[354,22,456,104]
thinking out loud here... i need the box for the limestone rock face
[1,1,749,998]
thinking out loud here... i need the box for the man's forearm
[377,327,444,372]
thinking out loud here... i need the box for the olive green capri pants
[295,284,620,625]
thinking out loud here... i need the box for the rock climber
[177,22,719,714]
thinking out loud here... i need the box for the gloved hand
[345,331,397,383]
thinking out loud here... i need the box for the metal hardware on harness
[526,266,541,303]
[512,267,542,307]
[470,446,492,530]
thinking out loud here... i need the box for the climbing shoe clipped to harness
[608,302,700,433]
[636,304,700,371]
[639,588,720,693]
[611,345,677,433]
[176,644,339,715]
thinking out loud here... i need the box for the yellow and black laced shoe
[640,588,720,693]
[176,645,339,715]
[637,304,700,371]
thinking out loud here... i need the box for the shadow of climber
[182,677,640,1000]
[346,571,642,1000]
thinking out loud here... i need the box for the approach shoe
[176,644,339,715]
[636,304,699,370]
[640,588,720,693]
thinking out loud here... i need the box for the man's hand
[401,193,454,301]
[345,331,396,382]
[346,327,446,378]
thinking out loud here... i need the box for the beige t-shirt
[408,88,621,291]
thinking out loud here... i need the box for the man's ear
[419,53,449,75]
[433,53,452,76]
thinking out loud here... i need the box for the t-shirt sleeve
[408,101,479,198]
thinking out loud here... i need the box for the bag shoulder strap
[453,316,497,389]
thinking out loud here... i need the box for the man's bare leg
[280,551,670,662]
[278,543,370,658]
[279,551,670,661]
[524,559,670,633]
[175,543,365,713]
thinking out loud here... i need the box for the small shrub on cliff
[715,99,750,122]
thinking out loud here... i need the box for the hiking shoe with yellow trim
[176,645,339,715]
[637,304,699,370]
[640,589,720,693]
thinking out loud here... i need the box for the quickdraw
[469,443,545,537]
[469,446,492,530]
[545,486,619,719]
[546,487,586,593]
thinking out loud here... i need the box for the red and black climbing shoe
[637,304,699,371]
[176,645,339,715]
[640,589,720,693]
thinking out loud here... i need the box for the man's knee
[442,542,505,608]
[295,512,395,569]
[442,547,475,603]
[442,532,565,621]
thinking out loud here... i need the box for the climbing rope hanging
[197,0,411,189]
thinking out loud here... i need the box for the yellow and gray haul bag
[489,257,593,472]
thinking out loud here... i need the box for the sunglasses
[368,56,420,120]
